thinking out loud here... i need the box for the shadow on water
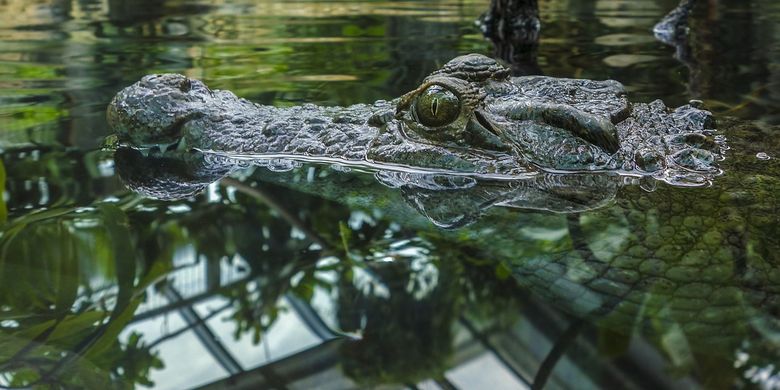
[1,0,780,388]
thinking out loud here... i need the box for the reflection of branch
[145,301,232,350]
[653,0,697,46]
[459,316,530,385]
[531,318,587,390]
[434,377,458,389]
[221,177,329,249]
[162,285,243,374]
[653,0,702,99]
[0,308,100,389]
[480,0,542,76]
[0,318,63,373]
[130,275,253,323]
[285,293,350,341]
[566,214,598,263]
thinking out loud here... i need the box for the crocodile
[108,54,724,185]
[111,110,780,353]
[108,53,779,364]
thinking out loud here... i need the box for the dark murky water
[1,0,780,389]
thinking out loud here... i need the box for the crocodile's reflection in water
[115,146,626,227]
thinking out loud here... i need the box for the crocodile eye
[414,85,460,127]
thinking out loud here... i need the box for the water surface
[1,0,780,389]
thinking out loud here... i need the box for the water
[1,0,780,389]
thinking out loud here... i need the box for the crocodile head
[368,54,724,182]
[108,54,724,183]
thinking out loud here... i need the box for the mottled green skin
[461,118,779,349]
[252,137,778,359]
[108,54,724,183]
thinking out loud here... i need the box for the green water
[1,0,780,389]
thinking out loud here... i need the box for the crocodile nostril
[179,78,192,93]
[671,147,715,171]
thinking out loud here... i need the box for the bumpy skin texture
[108,54,724,183]
[107,74,382,161]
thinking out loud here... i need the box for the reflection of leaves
[226,285,281,345]
[2,149,119,214]
[0,209,81,317]
[82,256,168,362]
[9,312,105,347]
[339,221,352,257]
[338,256,459,386]
[98,203,137,320]
[597,327,632,358]
[0,159,6,225]
[6,367,39,388]
[0,105,63,136]
[0,202,169,388]
[53,221,79,318]
[119,332,164,387]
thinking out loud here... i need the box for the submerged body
[112,115,780,364]
[108,54,779,359]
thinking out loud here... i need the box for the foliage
[0,202,165,388]
[0,0,778,386]
[0,160,5,225]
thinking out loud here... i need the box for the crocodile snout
[107,74,208,148]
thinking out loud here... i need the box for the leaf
[81,299,143,360]
[11,311,107,345]
[596,327,632,357]
[5,206,76,228]
[47,312,109,343]
[0,333,39,361]
[53,222,79,318]
[81,258,170,360]
[339,221,352,257]
[75,203,138,359]
[1,311,108,360]
[494,261,512,280]
[0,159,6,225]
[97,203,136,318]
[660,322,694,371]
